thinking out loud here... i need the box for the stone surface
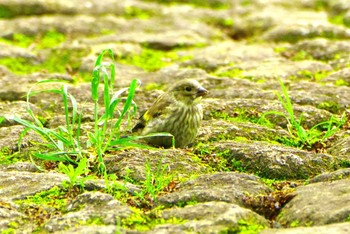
[43,191,133,233]
[209,141,335,179]
[260,222,350,234]
[1,0,350,233]
[157,172,271,206]
[276,179,350,227]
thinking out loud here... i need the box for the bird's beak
[196,87,208,97]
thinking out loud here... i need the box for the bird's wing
[132,93,174,132]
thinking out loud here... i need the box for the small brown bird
[132,79,208,148]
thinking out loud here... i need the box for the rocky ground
[0,0,350,233]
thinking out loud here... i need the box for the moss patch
[118,47,193,71]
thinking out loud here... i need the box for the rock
[104,148,208,182]
[309,168,350,183]
[276,178,350,226]
[43,191,133,232]
[208,141,335,179]
[323,67,350,86]
[327,135,350,161]
[283,38,350,61]
[0,170,67,200]
[261,222,350,234]
[157,172,271,206]
[156,201,269,233]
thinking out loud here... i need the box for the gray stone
[43,191,133,232]
[310,168,350,183]
[284,38,350,61]
[323,67,350,86]
[260,222,350,234]
[210,141,335,179]
[104,148,208,182]
[156,201,269,233]
[327,134,350,161]
[276,179,350,226]
[157,172,271,206]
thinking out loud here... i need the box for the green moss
[85,217,105,225]
[142,0,230,9]
[144,82,166,91]
[346,214,350,222]
[335,79,349,86]
[235,219,266,234]
[15,186,67,212]
[296,70,331,81]
[122,207,186,231]
[194,143,248,173]
[289,220,300,227]
[338,160,350,168]
[210,110,274,128]
[0,46,89,75]
[291,50,313,61]
[12,186,71,229]
[1,228,16,234]
[176,199,199,208]
[317,101,341,113]
[213,67,243,78]
[118,48,192,71]
[123,6,154,19]
[0,31,66,49]
[329,13,346,26]
[0,6,15,18]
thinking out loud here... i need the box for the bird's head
[169,79,208,105]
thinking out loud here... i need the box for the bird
[132,79,208,148]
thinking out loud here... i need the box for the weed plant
[11,49,170,174]
[259,80,346,148]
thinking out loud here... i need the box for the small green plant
[11,49,151,173]
[134,159,173,202]
[259,80,346,148]
[235,219,266,234]
[58,157,93,189]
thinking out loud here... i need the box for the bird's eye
[185,86,192,92]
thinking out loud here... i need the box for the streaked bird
[132,79,208,148]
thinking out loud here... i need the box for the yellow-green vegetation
[123,6,154,19]
[122,207,186,231]
[289,220,300,227]
[329,13,348,27]
[212,66,243,78]
[194,143,246,173]
[296,70,331,81]
[0,31,65,49]
[234,219,266,234]
[339,159,350,168]
[142,0,231,9]
[175,199,199,208]
[13,186,69,229]
[144,82,166,91]
[290,50,314,61]
[243,181,297,223]
[118,47,193,71]
[0,31,91,79]
[346,214,350,222]
[104,159,175,210]
[211,109,273,127]
[11,49,145,176]
[0,147,16,164]
[317,101,342,114]
[334,79,349,86]
[260,80,347,149]
[15,186,67,212]
[0,48,90,77]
